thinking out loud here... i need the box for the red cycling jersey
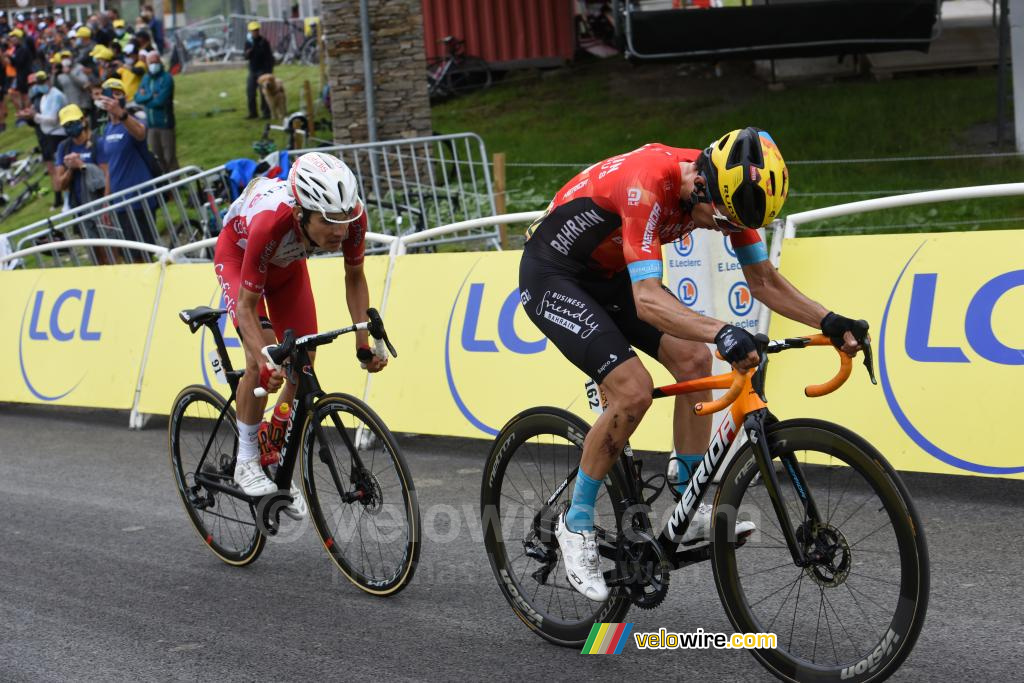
[213,176,367,339]
[526,143,766,280]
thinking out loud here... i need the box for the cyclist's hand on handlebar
[715,324,760,372]
[258,362,285,393]
[357,345,389,373]
[821,312,870,357]
[363,355,388,373]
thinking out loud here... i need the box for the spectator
[134,52,176,172]
[244,21,273,120]
[113,19,133,49]
[73,25,94,62]
[0,11,9,37]
[53,49,90,114]
[7,28,32,114]
[1,37,11,132]
[19,70,67,210]
[91,44,117,83]
[55,103,110,261]
[94,77,158,259]
[93,11,115,47]
[140,5,164,54]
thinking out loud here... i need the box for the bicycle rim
[481,408,632,646]
[168,385,265,566]
[301,393,420,596]
[712,419,928,683]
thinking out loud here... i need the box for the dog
[257,73,288,122]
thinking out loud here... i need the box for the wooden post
[493,152,508,249]
[303,80,316,137]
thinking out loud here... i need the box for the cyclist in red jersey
[214,152,387,513]
[519,128,866,601]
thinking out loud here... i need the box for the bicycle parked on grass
[426,36,492,103]
[481,327,929,681]
[169,306,421,596]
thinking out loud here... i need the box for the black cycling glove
[715,324,758,365]
[820,311,859,348]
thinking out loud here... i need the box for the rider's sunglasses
[320,201,365,225]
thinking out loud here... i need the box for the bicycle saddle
[179,306,227,333]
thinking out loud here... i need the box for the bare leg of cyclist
[557,358,652,601]
[658,336,712,489]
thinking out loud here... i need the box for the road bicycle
[481,328,928,682]
[426,36,492,103]
[0,174,42,221]
[169,306,420,596]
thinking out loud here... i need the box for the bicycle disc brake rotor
[354,469,384,516]
[798,522,852,587]
[615,528,670,610]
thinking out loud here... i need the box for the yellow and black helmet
[699,127,789,228]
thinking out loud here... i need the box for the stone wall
[322,0,432,143]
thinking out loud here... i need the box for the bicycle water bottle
[258,402,291,468]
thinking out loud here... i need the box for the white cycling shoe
[234,458,277,497]
[283,483,308,520]
[681,503,756,546]
[554,510,609,602]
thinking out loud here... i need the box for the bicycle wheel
[445,56,492,96]
[300,392,420,596]
[712,419,929,683]
[168,385,266,566]
[481,407,633,647]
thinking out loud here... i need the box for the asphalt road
[1,404,1022,682]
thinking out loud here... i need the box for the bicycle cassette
[615,528,670,610]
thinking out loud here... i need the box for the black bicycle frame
[190,317,372,507]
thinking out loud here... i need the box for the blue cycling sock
[565,469,602,533]
[672,453,704,492]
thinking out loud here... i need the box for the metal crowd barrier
[9,165,234,268]
[293,133,499,252]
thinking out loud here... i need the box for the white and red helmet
[288,152,363,224]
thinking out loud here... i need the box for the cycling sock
[237,420,260,464]
[672,452,704,491]
[565,469,602,533]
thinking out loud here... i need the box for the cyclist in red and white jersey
[214,152,387,513]
[519,128,866,601]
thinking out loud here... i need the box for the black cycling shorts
[519,243,663,384]
[40,134,66,163]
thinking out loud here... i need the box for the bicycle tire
[444,56,492,97]
[481,407,633,647]
[168,384,266,566]
[712,418,929,683]
[300,392,420,596]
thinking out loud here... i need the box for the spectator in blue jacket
[140,5,163,54]
[134,52,176,171]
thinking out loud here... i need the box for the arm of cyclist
[742,259,862,356]
[236,287,285,392]
[633,278,759,371]
[344,261,387,373]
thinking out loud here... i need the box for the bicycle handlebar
[694,370,749,416]
[803,335,852,397]
[253,308,396,397]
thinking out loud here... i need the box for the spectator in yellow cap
[94,77,160,259]
[55,103,111,252]
[113,18,134,49]
[54,49,92,123]
[7,26,33,113]
[75,25,95,63]
[91,45,117,82]
[244,20,274,119]
[18,70,69,209]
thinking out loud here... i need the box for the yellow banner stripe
[588,623,612,654]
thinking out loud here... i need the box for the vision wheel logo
[676,278,698,307]
[727,282,753,317]
[673,233,695,257]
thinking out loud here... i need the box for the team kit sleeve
[728,228,769,266]
[618,171,667,284]
[239,204,293,295]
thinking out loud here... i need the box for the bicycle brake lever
[366,308,398,359]
[752,333,770,402]
[853,320,878,385]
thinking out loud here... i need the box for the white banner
[663,229,765,454]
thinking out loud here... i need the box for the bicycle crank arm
[194,471,264,506]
